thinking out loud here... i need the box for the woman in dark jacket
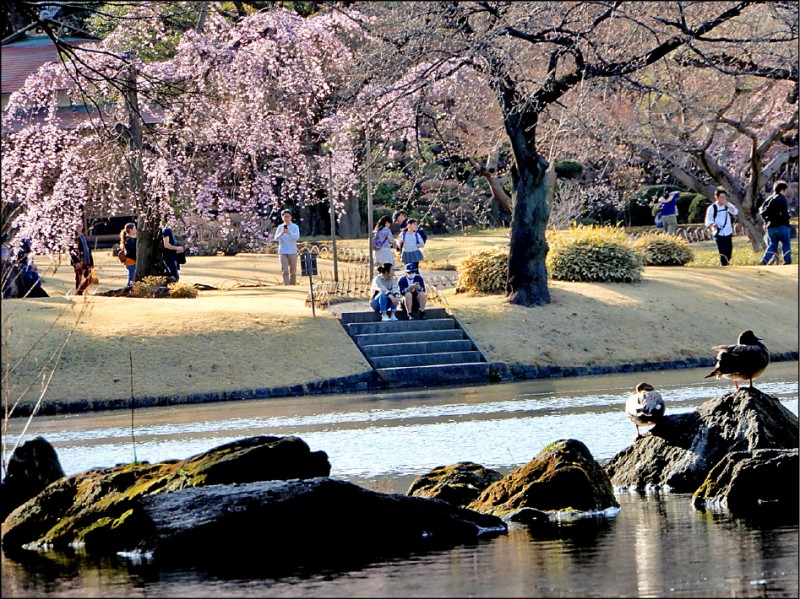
[120,223,137,287]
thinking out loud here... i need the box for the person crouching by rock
[398,262,427,320]
[370,263,401,322]
[69,222,94,295]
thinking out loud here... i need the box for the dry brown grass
[2,242,796,410]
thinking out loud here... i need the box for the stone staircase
[340,308,490,387]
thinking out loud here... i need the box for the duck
[704,330,770,389]
[625,382,666,441]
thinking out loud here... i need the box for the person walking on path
[69,222,94,295]
[704,188,738,266]
[370,262,401,322]
[373,215,398,267]
[657,191,679,235]
[275,209,300,285]
[397,219,426,267]
[759,180,793,265]
[162,224,185,282]
[120,223,137,287]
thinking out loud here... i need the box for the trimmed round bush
[547,226,643,283]
[554,160,584,179]
[456,245,509,294]
[688,194,712,223]
[632,233,694,266]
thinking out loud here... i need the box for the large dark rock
[605,388,798,492]
[136,477,506,571]
[0,437,65,522]
[692,449,799,515]
[1,435,330,551]
[468,439,619,516]
[407,461,503,507]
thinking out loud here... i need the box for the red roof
[2,37,98,95]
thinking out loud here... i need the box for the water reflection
[2,364,797,597]
[4,363,797,480]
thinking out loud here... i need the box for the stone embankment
[9,349,799,418]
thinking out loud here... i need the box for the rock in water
[1,435,330,551]
[137,477,506,571]
[0,437,64,522]
[605,387,798,492]
[407,462,503,507]
[468,439,618,516]
[692,449,798,515]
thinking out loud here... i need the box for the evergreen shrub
[554,160,584,179]
[688,194,712,223]
[632,233,694,266]
[547,226,643,282]
[456,245,509,294]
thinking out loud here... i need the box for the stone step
[340,308,449,324]
[353,328,465,347]
[376,362,490,387]
[361,339,474,358]
[369,351,484,369]
[346,318,455,336]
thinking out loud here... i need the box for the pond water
[2,363,798,597]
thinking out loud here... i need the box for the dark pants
[73,263,93,295]
[165,258,179,281]
[714,235,733,266]
[761,225,792,265]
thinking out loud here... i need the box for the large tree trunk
[123,62,166,280]
[135,220,165,278]
[506,153,550,306]
[337,193,361,239]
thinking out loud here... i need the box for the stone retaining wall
[7,351,798,419]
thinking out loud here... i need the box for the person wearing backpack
[392,209,428,244]
[397,219,425,267]
[373,215,398,266]
[758,180,792,266]
[704,188,738,266]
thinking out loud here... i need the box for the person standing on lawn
[275,209,300,285]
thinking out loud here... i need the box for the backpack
[758,195,777,223]
[372,232,384,250]
[416,227,427,243]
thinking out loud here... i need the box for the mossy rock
[1,436,330,552]
[468,439,618,516]
[407,462,504,507]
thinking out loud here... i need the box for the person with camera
[398,262,427,320]
[370,262,401,322]
[704,188,738,266]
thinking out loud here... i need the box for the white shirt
[398,230,425,253]
[274,222,300,254]
[704,201,738,236]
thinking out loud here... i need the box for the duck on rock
[704,330,770,389]
[625,382,666,441]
